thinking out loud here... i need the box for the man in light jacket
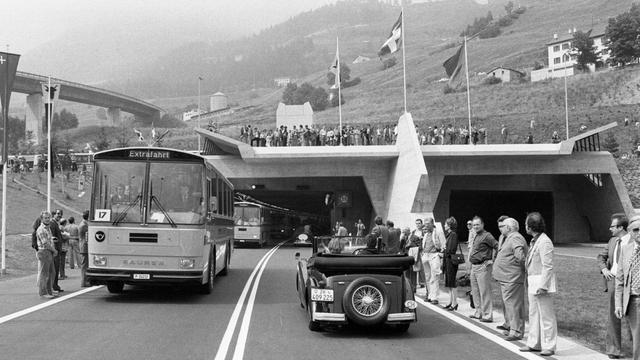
[492,217,528,341]
[519,212,557,357]
[615,215,640,360]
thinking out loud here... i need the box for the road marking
[214,241,286,360]
[416,298,540,360]
[0,286,103,325]
[232,242,284,360]
[555,252,594,260]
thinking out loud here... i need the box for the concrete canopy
[197,118,630,243]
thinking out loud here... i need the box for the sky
[2,0,337,54]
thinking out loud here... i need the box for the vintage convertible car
[295,236,417,332]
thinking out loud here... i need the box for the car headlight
[179,258,195,269]
[93,255,107,266]
[404,300,417,310]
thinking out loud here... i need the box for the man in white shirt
[615,215,640,360]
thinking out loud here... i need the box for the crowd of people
[333,212,558,357]
[237,122,569,147]
[33,208,90,299]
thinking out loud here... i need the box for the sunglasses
[631,228,640,233]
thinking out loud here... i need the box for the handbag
[450,242,465,265]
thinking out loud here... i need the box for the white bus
[86,147,234,294]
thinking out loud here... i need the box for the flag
[378,12,403,57]
[0,52,20,110]
[151,123,157,140]
[133,128,144,142]
[443,43,466,87]
[329,42,340,89]
[41,83,61,103]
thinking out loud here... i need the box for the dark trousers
[607,279,623,356]
[53,250,61,290]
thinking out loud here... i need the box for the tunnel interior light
[251,184,265,190]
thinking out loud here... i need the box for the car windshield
[92,161,145,223]
[234,207,260,225]
[316,236,367,255]
[148,163,205,225]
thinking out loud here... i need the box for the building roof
[486,67,525,77]
[546,24,607,46]
[276,102,313,117]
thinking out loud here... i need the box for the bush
[381,57,397,70]
[514,6,526,14]
[497,16,513,27]
[603,132,620,157]
[483,76,503,85]
[533,61,545,70]
[479,24,501,39]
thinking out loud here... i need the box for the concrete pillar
[25,93,44,145]
[107,107,121,125]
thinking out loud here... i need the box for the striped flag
[443,44,465,87]
[329,42,340,89]
[378,12,403,57]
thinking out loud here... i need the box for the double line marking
[214,240,287,360]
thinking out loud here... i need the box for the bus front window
[92,162,145,223]
[235,207,260,226]
[148,163,204,224]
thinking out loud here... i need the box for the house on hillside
[276,102,313,128]
[353,55,371,64]
[274,77,292,87]
[486,67,525,83]
[531,25,609,82]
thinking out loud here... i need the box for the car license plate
[133,273,150,280]
[311,288,334,302]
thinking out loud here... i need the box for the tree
[326,62,351,87]
[281,82,328,111]
[603,132,620,157]
[51,109,79,131]
[605,4,640,67]
[504,1,514,15]
[0,115,25,153]
[282,83,299,105]
[571,31,599,71]
[95,128,111,151]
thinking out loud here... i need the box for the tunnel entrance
[449,190,553,243]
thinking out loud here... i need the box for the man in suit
[371,216,389,250]
[422,218,444,304]
[615,215,640,360]
[385,220,401,254]
[492,217,528,341]
[598,213,630,359]
[520,212,557,357]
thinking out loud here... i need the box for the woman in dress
[442,216,459,311]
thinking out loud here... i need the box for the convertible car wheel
[342,277,390,326]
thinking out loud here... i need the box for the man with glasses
[615,215,640,360]
[598,213,630,359]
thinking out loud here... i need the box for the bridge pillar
[107,107,121,124]
[25,93,44,145]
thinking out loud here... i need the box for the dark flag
[0,52,20,110]
[378,12,403,57]
[443,44,465,87]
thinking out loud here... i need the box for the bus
[86,147,234,294]
[233,201,296,247]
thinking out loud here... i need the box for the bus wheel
[200,252,214,294]
[106,281,124,294]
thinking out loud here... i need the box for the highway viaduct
[196,114,631,244]
[11,71,164,145]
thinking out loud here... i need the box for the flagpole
[401,7,407,114]
[337,37,343,145]
[1,46,8,275]
[197,76,201,152]
[463,36,472,144]
[47,76,51,212]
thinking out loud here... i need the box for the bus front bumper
[86,268,204,285]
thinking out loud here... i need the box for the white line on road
[214,241,287,360]
[416,298,540,360]
[232,241,285,360]
[555,252,595,260]
[0,286,103,325]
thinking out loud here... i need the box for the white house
[276,102,313,128]
[531,25,609,82]
[487,67,525,83]
[274,77,292,87]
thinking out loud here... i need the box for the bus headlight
[93,255,107,266]
[179,258,195,269]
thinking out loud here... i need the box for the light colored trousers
[68,239,81,268]
[627,296,640,360]
[499,281,525,336]
[526,292,557,352]
[36,249,55,296]
[422,252,441,301]
[606,279,623,356]
[470,262,493,319]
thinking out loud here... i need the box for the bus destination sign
[128,150,170,159]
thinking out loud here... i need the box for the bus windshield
[148,162,205,225]
[234,206,261,226]
[92,161,145,223]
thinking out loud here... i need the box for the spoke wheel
[342,277,390,326]
[351,285,384,318]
